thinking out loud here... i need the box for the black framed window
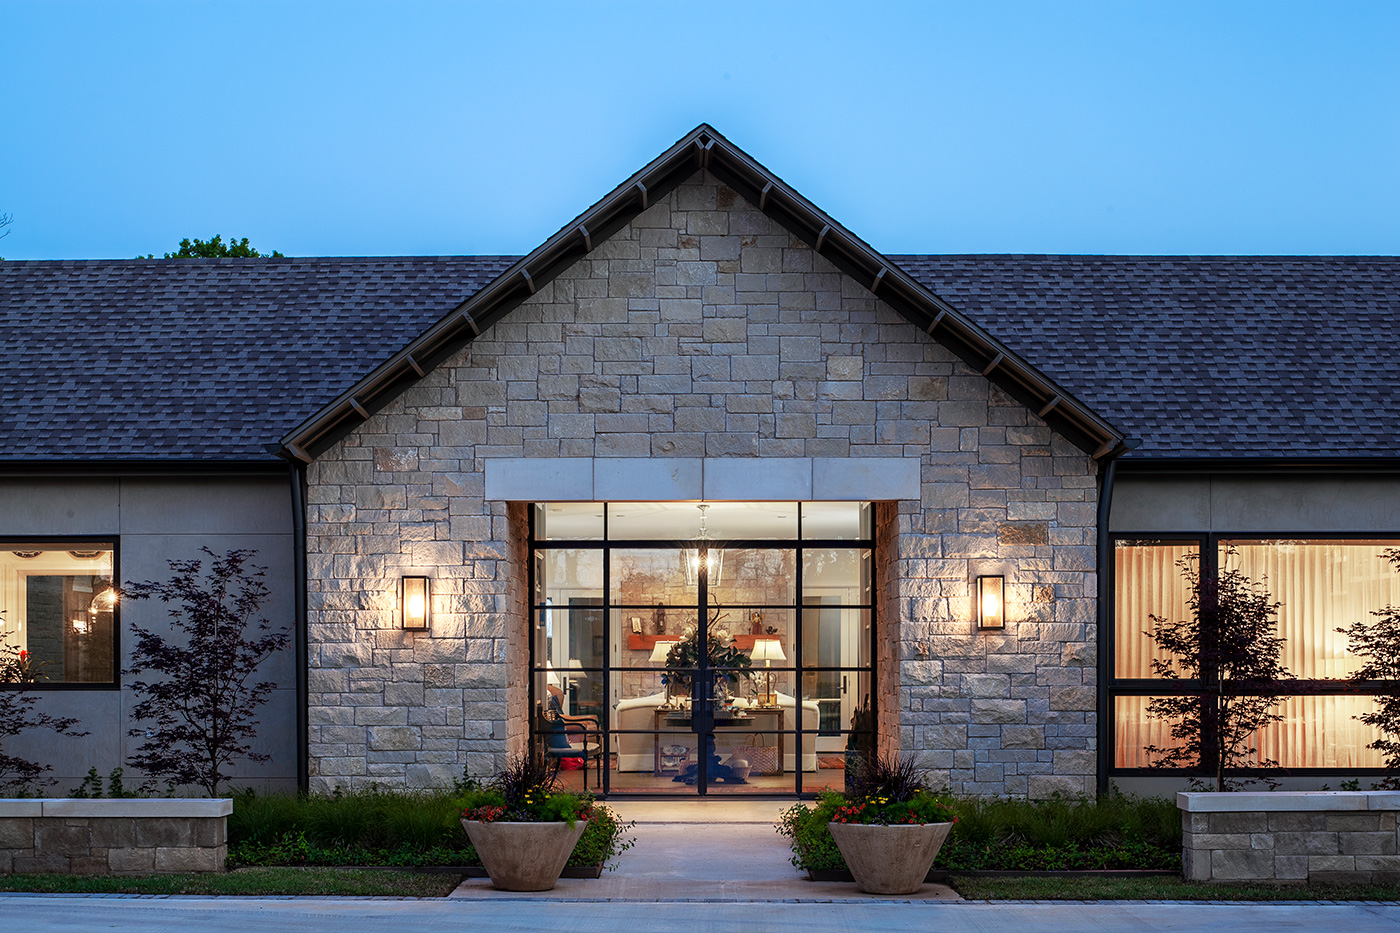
[1109,534,1398,775]
[0,540,118,686]
[528,501,876,797]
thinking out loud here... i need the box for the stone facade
[304,172,1100,796]
[1180,792,1400,884]
[0,799,229,874]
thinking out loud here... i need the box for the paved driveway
[9,896,1400,932]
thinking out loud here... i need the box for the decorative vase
[826,821,953,895]
[461,819,588,891]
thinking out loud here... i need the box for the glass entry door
[530,501,874,797]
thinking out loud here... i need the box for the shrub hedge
[226,787,633,870]
[778,792,1182,873]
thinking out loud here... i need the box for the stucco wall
[0,474,298,792]
[304,172,1100,796]
[1112,472,1400,532]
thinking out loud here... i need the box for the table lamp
[750,636,785,707]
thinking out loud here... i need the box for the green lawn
[0,867,462,897]
[951,874,1400,902]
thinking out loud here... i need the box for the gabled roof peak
[276,125,1126,461]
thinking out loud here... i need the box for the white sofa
[614,691,820,773]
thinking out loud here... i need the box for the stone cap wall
[1179,791,1400,885]
[0,799,233,818]
[1179,792,1400,813]
[0,798,232,875]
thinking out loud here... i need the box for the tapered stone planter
[461,819,588,891]
[827,821,954,895]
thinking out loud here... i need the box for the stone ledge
[0,802,43,818]
[482,456,923,501]
[1178,792,1400,813]
[34,799,232,818]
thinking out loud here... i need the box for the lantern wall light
[975,575,1005,630]
[402,576,430,631]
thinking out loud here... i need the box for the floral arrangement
[662,609,752,692]
[460,754,592,827]
[828,789,957,826]
[4,648,45,684]
[827,752,956,826]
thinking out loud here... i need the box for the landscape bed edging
[0,798,231,875]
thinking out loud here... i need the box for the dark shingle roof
[1,254,1396,461]
[890,255,1400,457]
[0,257,515,460]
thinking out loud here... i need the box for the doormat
[817,756,846,769]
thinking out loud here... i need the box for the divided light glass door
[529,501,874,797]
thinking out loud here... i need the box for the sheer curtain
[1113,539,1398,770]
[1230,541,1400,680]
[1114,541,1199,679]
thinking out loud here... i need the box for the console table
[652,708,783,776]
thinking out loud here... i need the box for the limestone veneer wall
[1180,792,1400,884]
[303,172,1100,796]
[0,799,230,874]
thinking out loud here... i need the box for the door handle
[842,676,848,696]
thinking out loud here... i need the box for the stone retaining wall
[0,799,231,874]
[1180,791,1400,884]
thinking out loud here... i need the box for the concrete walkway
[449,795,959,902]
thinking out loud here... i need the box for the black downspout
[290,462,309,794]
[1094,450,1126,796]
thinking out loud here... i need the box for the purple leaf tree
[122,548,290,796]
[0,642,86,792]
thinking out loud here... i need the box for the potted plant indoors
[823,753,957,895]
[460,754,592,891]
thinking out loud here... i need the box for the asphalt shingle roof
[891,255,1400,457]
[1,254,1396,461]
[0,257,515,460]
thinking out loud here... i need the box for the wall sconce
[401,576,430,631]
[975,575,1004,630]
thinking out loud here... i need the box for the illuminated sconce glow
[976,575,1005,630]
[402,576,430,631]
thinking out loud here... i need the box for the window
[0,542,117,685]
[529,501,875,796]
[1110,536,1397,774]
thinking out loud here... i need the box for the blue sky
[3,1,1397,259]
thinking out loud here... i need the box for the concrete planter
[827,821,954,895]
[460,819,588,891]
[0,798,232,874]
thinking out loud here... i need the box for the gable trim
[277,125,1126,462]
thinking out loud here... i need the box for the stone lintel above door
[482,457,920,502]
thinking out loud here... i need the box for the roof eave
[278,125,1125,462]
